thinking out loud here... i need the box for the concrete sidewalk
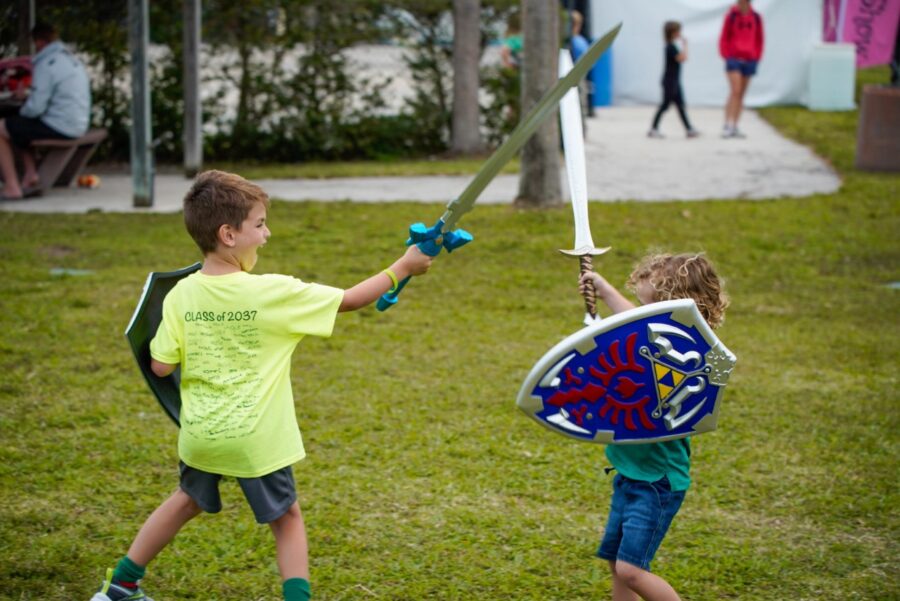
[0,107,840,214]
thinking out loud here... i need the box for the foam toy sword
[557,49,609,326]
[377,23,622,311]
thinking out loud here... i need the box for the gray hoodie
[19,41,91,138]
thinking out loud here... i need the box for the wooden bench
[30,128,107,194]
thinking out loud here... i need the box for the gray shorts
[179,462,297,524]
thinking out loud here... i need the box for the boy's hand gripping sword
[557,50,609,326]
[377,23,622,311]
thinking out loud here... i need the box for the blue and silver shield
[517,299,736,444]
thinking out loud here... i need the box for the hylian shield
[517,299,736,444]
[124,263,201,426]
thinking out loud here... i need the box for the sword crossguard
[559,246,611,257]
[377,219,473,312]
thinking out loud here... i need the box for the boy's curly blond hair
[626,253,729,329]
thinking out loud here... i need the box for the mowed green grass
[207,156,521,180]
[1,82,898,600]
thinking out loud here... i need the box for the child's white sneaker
[647,129,664,139]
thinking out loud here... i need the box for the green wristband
[382,268,399,293]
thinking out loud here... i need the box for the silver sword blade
[558,50,609,257]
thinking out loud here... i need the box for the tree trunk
[233,43,253,148]
[516,0,561,208]
[451,0,483,155]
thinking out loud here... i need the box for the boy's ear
[218,223,237,247]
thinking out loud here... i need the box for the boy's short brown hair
[663,21,681,43]
[183,170,270,254]
[627,253,729,329]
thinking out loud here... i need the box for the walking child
[648,21,699,139]
[89,170,433,601]
[719,0,764,138]
[580,253,729,601]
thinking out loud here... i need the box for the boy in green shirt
[580,253,729,601]
[90,170,432,601]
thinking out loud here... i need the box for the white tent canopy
[591,0,824,107]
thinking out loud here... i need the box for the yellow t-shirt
[150,271,343,478]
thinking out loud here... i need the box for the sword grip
[377,240,439,312]
[377,275,412,311]
[579,255,597,319]
[376,220,473,312]
[377,222,443,312]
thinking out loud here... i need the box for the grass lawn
[1,74,898,600]
[207,156,521,180]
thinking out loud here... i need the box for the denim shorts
[179,462,297,524]
[725,58,758,77]
[596,474,686,571]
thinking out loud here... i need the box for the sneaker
[730,128,747,139]
[647,129,664,139]
[721,125,734,139]
[686,129,700,138]
[90,568,154,601]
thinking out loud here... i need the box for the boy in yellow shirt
[90,170,432,601]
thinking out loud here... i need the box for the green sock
[283,577,311,601]
[112,556,145,587]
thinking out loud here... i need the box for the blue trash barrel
[591,46,613,107]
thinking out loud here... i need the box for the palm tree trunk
[516,0,562,208]
[451,0,483,155]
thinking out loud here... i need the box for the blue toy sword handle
[377,219,472,311]
[376,239,441,311]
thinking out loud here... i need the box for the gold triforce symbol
[654,363,686,401]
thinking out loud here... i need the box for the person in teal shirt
[581,253,730,601]
[89,170,433,601]
[500,12,522,69]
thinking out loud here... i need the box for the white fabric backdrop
[591,0,824,107]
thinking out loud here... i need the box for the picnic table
[0,56,106,195]
[30,128,108,194]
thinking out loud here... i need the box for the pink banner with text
[839,0,900,67]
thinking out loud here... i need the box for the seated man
[0,22,90,199]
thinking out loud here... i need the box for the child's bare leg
[0,122,22,197]
[614,560,681,601]
[734,75,750,124]
[126,488,202,566]
[609,560,640,601]
[269,502,309,580]
[21,149,38,188]
[725,70,743,125]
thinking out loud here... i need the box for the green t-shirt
[505,34,523,55]
[150,271,343,478]
[605,438,692,491]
